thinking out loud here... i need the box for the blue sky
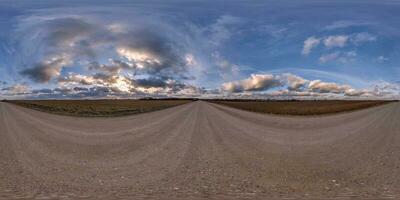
[0,0,399,99]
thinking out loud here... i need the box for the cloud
[302,36,320,55]
[302,33,376,56]
[6,9,394,100]
[17,15,195,84]
[88,60,132,75]
[212,52,240,80]
[208,15,244,46]
[324,20,374,30]
[132,77,172,89]
[351,32,376,44]
[319,52,340,63]
[257,24,288,38]
[32,88,54,94]
[1,84,30,95]
[283,73,308,91]
[58,73,97,85]
[323,35,349,48]
[222,73,354,95]
[20,55,71,82]
[319,51,356,63]
[222,74,283,92]
[9,70,399,99]
[56,70,204,97]
[308,80,351,93]
[219,72,400,99]
[377,55,389,63]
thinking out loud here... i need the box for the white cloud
[319,52,340,63]
[308,80,352,94]
[301,33,376,59]
[324,20,374,30]
[351,32,376,44]
[302,36,320,55]
[222,74,283,92]
[319,51,357,63]
[1,84,30,94]
[219,73,400,99]
[258,25,288,38]
[377,55,389,63]
[283,73,309,91]
[323,35,349,48]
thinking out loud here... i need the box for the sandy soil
[0,101,399,199]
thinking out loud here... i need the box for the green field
[8,99,192,117]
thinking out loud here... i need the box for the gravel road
[1,101,399,199]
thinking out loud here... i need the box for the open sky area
[0,0,399,99]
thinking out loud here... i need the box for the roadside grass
[209,100,391,116]
[8,99,192,117]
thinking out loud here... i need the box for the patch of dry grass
[209,100,391,115]
[8,99,192,117]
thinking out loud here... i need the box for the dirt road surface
[1,101,399,199]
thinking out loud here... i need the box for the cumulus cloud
[308,80,351,93]
[219,72,400,99]
[283,73,308,91]
[302,36,320,55]
[222,74,283,92]
[221,73,354,95]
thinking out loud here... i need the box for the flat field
[209,100,390,115]
[7,99,192,117]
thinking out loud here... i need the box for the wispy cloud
[302,37,320,55]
